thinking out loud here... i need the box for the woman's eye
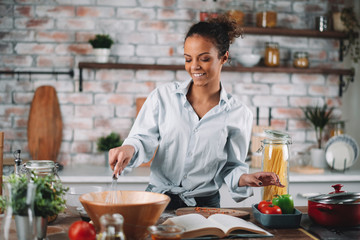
[185,59,191,63]
[201,58,210,62]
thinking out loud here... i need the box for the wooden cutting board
[27,86,62,161]
[175,207,250,219]
[290,166,324,174]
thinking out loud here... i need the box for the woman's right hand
[109,145,135,177]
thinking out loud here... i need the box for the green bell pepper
[272,194,294,214]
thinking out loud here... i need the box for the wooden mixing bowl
[79,190,170,240]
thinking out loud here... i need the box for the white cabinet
[60,166,360,208]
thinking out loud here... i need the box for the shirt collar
[174,79,231,110]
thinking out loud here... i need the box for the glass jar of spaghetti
[260,130,292,201]
[256,2,277,28]
[265,42,280,67]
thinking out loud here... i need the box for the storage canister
[256,2,277,28]
[25,160,61,181]
[265,42,280,67]
[293,51,309,68]
[260,130,292,201]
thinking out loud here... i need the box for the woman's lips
[193,73,205,78]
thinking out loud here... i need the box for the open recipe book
[163,213,273,239]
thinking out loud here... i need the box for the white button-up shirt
[123,79,254,206]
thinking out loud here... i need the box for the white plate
[325,135,359,170]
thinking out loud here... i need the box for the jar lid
[265,42,279,47]
[26,160,55,169]
[294,51,308,58]
[264,129,292,143]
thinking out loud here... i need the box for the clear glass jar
[99,213,126,240]
[261,130,292,201]
[265,42,280,67]
[329,121,345,137]
[256,2,277,28]
[25,160,60,180]
[227,2,244,26]
[293,51,309,68]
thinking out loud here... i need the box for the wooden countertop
[1,206,316,240]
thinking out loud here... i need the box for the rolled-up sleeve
[123,90,160,168]
[221,106,254,202]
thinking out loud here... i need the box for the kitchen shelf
[242,27,350,39]
[78,62,354,96]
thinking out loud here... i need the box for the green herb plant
[7,173,68,218]
[302,104,334,149]
[97,132,123,152]
[88,34,114,49]
[340,7,360,63]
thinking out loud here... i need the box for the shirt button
[187,152,192,157]
[183,174,187,179]
[194,128,198,132]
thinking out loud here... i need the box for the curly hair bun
[185,14,243,57]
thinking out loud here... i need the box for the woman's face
[184,35,228,88]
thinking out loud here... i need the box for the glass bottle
[1,183,14,240]
[1,182,37,240]
[98,213,126,240]
[13,150,24,175]
[260,130,292,201]
[293,51,309,68]
[264,42,280,67]
[256,2,277,28]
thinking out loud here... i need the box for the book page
[163,213,221,232]
[208,214,271,236]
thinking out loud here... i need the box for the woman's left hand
[238,172,285,187]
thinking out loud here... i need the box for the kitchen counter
[58,165,360,184]
[58,165,360,207]
[0,206,317,240]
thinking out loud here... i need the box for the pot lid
[309,191,360,204]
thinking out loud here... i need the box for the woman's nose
[191,60,201,70]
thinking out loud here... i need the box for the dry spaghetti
[262,143,289,201]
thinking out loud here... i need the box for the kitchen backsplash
[0,0,353,166]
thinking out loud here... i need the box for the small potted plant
[332,7,360,63]
[302,104,334,168]
[5,173,68,240]
[97,132,123,167]
[88,34,114,63]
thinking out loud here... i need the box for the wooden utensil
[175,207,250,219]
[27,86,62,161]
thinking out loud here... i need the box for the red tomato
[257,200,272,211]
[68,221,96,240]
[259,204,282,214]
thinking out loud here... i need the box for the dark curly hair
[185,14,243,58]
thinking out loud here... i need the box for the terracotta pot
[308,184,360,227]
[80,190,170,240]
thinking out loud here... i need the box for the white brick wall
[0,0,353,165]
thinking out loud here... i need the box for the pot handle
[330,184,345,193]
[314,203,334,212]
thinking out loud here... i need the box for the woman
[109,15,283,210]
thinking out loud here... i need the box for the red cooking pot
[308,184,360,227]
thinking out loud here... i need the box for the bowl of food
[79,190,170,240]
[236,53,261,67]
[252,204,302,228]
[66,186,104,220]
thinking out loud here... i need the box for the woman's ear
[221,51,229,64]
